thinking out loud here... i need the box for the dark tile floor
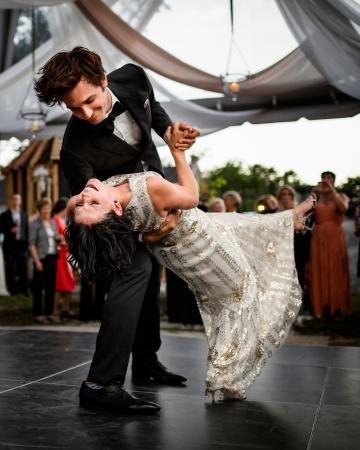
[0,329,359,450]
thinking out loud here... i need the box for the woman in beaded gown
[66,131,314,400]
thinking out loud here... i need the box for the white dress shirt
[106,88,142,146]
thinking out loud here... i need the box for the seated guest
[29,199,59,324]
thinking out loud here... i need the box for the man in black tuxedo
[35,47,199,413]
[0,193,28,295]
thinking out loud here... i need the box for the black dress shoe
[132,361,187,385]
[79,381,160,413]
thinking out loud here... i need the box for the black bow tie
[101,101,126,133]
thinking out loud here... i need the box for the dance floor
[0,329,359,450]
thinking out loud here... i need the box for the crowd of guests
[0,194,76,324]
[167,170,357,325]
[0,169,358,328]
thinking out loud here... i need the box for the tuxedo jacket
[0,209,28,252]
[61,64,172,195]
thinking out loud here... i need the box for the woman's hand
[35,261,44,272]
[142,210,180,245]
[164,122,200,152]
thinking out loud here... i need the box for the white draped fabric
[0,1,162,133]
[276,0,360,99]
[0,0,359,136]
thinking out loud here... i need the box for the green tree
[203,161,305,211]
[339,176,360,199]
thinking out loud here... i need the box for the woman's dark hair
[52,197,69,216]
[321,171,336,181]
[34,46,106,106]
[65,212,135,280]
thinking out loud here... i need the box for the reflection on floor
[0,330,359,450]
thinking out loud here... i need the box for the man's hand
[142,210,180,245]
[164,122,200,152]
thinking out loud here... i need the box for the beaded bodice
[103,172,167,232]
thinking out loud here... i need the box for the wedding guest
[255,194,278,214]
[223,191,242,212]
[310,171,352,317]
[29,199,59,324]
[208,198,226,213]
[52,198,76,320]
[277,185,312,314]
[0,194,29,295]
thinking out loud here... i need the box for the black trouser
[79,277,110,321]
[87,242,161,386]
[32,255,57,316]
[3,243,28,295]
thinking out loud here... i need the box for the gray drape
[276,0,360,99]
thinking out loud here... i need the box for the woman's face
[278,189,294,208]
[39,204,51,220]
[210,201,225,212]
[67,179,122,225]
[321,173,335,189]
[223,195,237,211]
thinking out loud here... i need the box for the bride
[66,128,315,401]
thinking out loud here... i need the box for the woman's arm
[148,129,199,213]
[29,244,43,272]
[327,182,348,213]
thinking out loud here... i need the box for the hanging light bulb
[222,0,251,101]
[222,73,247,101]
[18,8,47,139]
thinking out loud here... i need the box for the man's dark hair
[321,171,336,182]
[65,212,135,280]
[34,46,106,106]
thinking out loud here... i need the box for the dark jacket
[60,64,172,194]
[0,209,28,252]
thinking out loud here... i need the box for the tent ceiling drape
[0,0,359,139]
[276,0,360,99]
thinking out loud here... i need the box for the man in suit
[0,193,28,295]
[35,47,200,413]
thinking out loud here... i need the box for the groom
[35,47,200,413]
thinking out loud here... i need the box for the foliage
[203,161,305,211]
[339,176,360,200]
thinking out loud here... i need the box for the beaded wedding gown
[104,172,302,399]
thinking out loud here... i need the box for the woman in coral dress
[310,171,351,317]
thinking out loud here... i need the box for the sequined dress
[104,172,302,399]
